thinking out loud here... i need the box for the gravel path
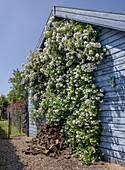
[0,136,125,170]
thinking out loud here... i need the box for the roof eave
[35,6,125,50]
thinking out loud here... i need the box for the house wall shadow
[0,138,25,169]
[94,27,125,165]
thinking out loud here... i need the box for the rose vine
[22,16,108,165]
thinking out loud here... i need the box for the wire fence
[0,112,29,139]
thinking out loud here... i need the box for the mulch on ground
[0,136,125,170]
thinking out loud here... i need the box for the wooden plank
[55,6,125,22]
[102,37,125,50]
[95,76,125,87]
[103,155,125,166]
[101,131,125,138]
[96,62,125,77]
[99,111,125,118]
[29,132,37,137]
[104,91,125,99]
[103,97,125,103]
[96,60,125,76]
[106,42,125,52]
[28,94,39,137]
[100,136,125,146]
[102,92,125,101]
[96,77,125,88]
[29,128,37,133]
[99,110,125,118]
[100,103,125,111]
[100,32,125,46]
[99,116,125,124]
[94,52,125,79]
[29,127,38,134]
[29,123,37,128]
[102,99,125,105]
[29,120,38,137]
[94,70,125,82]
[104,92,125,99]
[103,99,125,105]
[98,88,125,97]
[99,83,125,93]
[29,127,37,131]
[99,28,111,36]
[29,124,37,129]
[55,11,125,32]
[99,51,125,65]
[103,96,125,103]
[100,142,125,153]
[29,130,38,134]
[101,123,125,131]
[97,55,125,71]
[99,29,119,41]
[96,26,103,31]
[99,148,125,160]
[95,74,125,85]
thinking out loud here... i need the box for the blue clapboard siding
[103,155,125,166]
[28,90,43,137]
[94,27,125,165]
[29,6,125,166]
[99,111,125,118]
[28,90,47,137]
[28,91,38,137]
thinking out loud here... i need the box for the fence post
[19,116,21,133]
[8,112,11,138]
[27,112,29,137]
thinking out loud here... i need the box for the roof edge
[35,6,125,51]
[55,5,125,16]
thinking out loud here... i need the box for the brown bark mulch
[0,136,125,170]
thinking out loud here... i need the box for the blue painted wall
[28,6,125,165]
[95,27,125,166]
[28,91,39,137]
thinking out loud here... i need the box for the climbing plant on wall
[22,16,109,165]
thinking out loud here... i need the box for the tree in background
[0,94,9,119]
[7,69,28,105]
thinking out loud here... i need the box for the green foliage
[0,120,26,138]
[0,94,9,119]
[7,69,28,105]
[23,17,109,165]
[6,99,28,133]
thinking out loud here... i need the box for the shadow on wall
[0,138,25,169]
[95,38,125,165]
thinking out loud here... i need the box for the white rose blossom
[22,20,106,165]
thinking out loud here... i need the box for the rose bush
[22,16,108,164]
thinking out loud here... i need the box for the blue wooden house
[28,6,125,166]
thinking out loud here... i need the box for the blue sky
[0,0,125,96]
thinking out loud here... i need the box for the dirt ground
[0,136,125,170]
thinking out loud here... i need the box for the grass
[0,119,26,138]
